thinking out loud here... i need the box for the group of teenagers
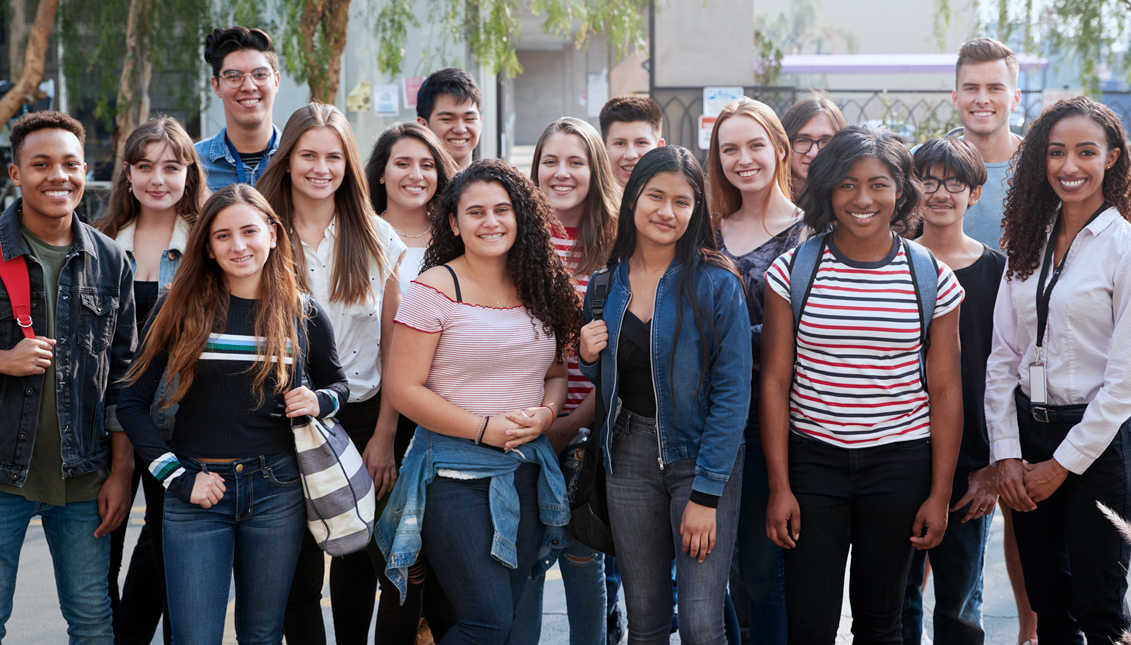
[0,21,1129,645]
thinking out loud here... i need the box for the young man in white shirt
[416,69,482,170]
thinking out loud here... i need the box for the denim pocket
[265,458,302,487]
[78,290,119,352]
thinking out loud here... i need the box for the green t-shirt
[0,223,107,505]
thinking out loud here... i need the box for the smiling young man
[195,27,282,191]
[0,111,136,643]
[952,38,1023,248]
[416,68,482,170]
[599,96,665,188]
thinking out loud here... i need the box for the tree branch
[0,0,61,125]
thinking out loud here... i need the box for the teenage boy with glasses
[195,26,282,192]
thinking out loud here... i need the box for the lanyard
[223,129,276,185]
[1034,202,1108,360]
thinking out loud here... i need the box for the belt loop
[201,462,210,474]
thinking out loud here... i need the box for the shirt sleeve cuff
[988,437,1023,465]
[316,389,341,418]
[688,490,720,509]
[1052,442,1094,476]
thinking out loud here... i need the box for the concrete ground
[9,496,1109,644]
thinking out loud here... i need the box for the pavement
[11,494,1115,644]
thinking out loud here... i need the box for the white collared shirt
[985,206,1131,474]
[301,215,407,402]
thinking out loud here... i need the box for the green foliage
[753,28,783,86]
[373,0,419,78]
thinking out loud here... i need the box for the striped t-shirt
[765,237,963,448]
[552,227,593,413]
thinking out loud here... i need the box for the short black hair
[416,68,482,121]
[913,137,988,189]
[598,96,663,141]
[800,124,923,238]
[204,26,279,78]
[10,110,86,165]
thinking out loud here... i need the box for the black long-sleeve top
[117,295,349,503]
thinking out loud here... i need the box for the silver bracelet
[475,416,489,445]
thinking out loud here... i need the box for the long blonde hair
[257,103,388,305]
[707,97,792,225]
[530,117,621,276]
[125,185,303,407]
[95,117,207,238]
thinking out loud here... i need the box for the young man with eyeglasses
[195,27,282,192]
[901,137,1005,645]
[780,93,847,200]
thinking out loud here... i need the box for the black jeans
[783,433,932,645]
[109,455,170,645]
[1011,390,1131,644]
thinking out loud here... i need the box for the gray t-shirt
[963,159,1012,249]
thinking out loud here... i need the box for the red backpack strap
[0,252,34,340]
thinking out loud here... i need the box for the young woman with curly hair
[116,184,349,644]
[984,96,1131,643]
[578,145,752,643]
[257,103,407,645]
[760,125,964,644]
[376,159,583,645]
[95,116,208,643]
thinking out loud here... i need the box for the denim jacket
[579,259,751,497]
[375,427,570,603]
[103,215,191,440]
[194,124,281,192]
[0,199,137,485]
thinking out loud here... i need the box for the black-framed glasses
[219,67,274,89]
[790,137,831,154]
[921,177,969,194]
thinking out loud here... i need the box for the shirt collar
[207,124,282,163]
[114,214,193,255]
[0,198,91,259]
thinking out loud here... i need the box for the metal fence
[655,86,1131,163]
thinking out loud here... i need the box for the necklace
[463,257,508,307]
[382,211,429,239]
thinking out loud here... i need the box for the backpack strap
[0,250,34,340]
[901,238,938,350]
[787,234,828,338]
[589,268,613,321]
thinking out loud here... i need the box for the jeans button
[24,387,32,395]
[18,432,25,439]
[10,472,18,481]
[235,464,244,473]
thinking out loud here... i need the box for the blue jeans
[422,462,546,645]
[901,500,991,645]
[606,410,744,645]
[162,453,306,645]
[784,433,932,645]
[510,539,607,645]
[736,423,787,645]
[0,493,112,644]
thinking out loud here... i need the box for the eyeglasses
[790,137,832,154]
[921,177,969,194]
[219,67,274,89]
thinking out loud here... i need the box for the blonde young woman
[96,116,208,644]
[257,103,406,645]
[706,97,802,645]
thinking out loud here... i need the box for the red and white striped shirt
[394,282,557,416]
[552,227,594,413]
[765,240,963,448]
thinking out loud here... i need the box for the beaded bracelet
[475,415,489,445]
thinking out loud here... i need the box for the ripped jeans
[509,539,607,645]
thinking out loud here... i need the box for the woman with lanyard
[257,103,406,645]
[985,96,1131,642]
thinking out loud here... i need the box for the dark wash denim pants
[737,413,787,645]
[163,452,306,645]
[1010,391,1131,644]
[605,410,744,645]
[421,461,545,645]
[783,433,932,645]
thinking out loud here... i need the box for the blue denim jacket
[0,199,137,485]
[579,260,751,497]
[194,124,281,192]
[102,216,191,440]
[375,427,570,602]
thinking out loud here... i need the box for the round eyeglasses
[219,68,274,89]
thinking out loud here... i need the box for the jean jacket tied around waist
[375,426,570,603]
[102,216,192,441]
[579,259,752,497]
[0,199,137,485]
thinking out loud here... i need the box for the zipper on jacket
[605,288,631,477]
[649,281,664,472]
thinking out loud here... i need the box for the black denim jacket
[0,199,136,485]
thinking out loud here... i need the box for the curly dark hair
[799,124,923,238]
[423,159,583,362]
[1001,96,1131,281]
